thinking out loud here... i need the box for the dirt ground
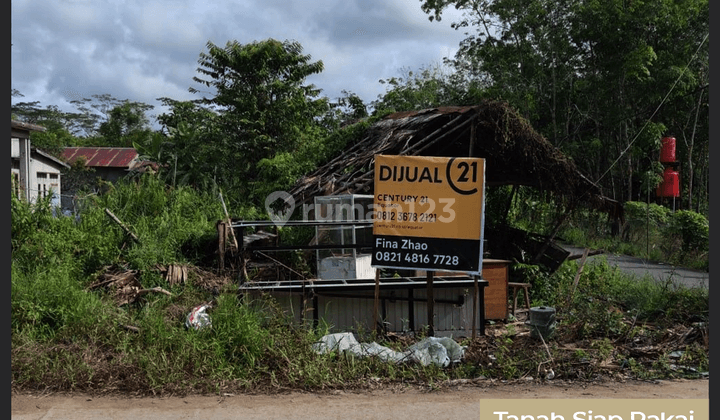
[11,378,709,420]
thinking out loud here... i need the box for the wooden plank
[482,262,509,320]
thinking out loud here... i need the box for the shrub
[664,210,709,253]
[622,201,670,244]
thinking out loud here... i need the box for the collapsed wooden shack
[232,102,624,336]
[288,101,622,270]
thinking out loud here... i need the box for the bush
[664,210,709,253]
[622,201,670,243]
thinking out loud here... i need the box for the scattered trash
[185,303,212,331]
[312,332,466,367]
[407,336,465,367]
[88,266,172,306]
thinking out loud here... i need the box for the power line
[594,32,709,187]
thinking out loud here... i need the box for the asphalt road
[560,244,709,290]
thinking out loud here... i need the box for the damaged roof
[289,101,620,216]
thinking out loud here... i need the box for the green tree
[11,93,84,156]
[328,90,369,126]
[11,92,157,147]
[420,0,708,211]
[187,39,330,202]
[150,98,223,192]
[67,94,125,138]
[97,101,154,147]
[371,64,476,114]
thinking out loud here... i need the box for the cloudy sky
[11,0,467,124]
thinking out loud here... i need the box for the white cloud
[11,0,469,119]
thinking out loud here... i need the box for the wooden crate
[482,260,511,320]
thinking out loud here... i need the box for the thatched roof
[289,101,620,217]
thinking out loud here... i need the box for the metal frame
[232,219,488,336]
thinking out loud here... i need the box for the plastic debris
[407,336,466,367]
[185,303,212,331]
[313,332,466,367]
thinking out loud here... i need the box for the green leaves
[181,39,332,204]
[419,0,708,210]
[98,101,154,147]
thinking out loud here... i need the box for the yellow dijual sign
[372,155,486,273]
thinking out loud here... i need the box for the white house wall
[11,138,65,206]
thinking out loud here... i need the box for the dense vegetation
[483,185,709,271]
[12,0,710,215]
[11,0,708,396]
[11,176,708,395]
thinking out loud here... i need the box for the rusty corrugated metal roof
[11,120,47,133]
[62,147,139,168]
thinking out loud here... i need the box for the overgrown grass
[11,176,709,395]
[559,202,709,271]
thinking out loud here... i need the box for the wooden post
[472,274,479,340]
[238,226,248,281]
[219,190,238,251]
[408,287,415,332]
[217,221,226,271]
[426,271,434,337]
[313,293,319,329]
[373,269,380,336]
[301,279,307,326]
[479,280,486,336]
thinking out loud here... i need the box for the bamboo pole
[104,208,139,243]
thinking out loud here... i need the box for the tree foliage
[371,64,479,114]
[191,39,327,156]
[172,39,333,205]
[12,91,157,149]
[420,0,709,212]
[98,101,155,147]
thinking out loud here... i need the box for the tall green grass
[529,257,709,335]
[11,175,709,394]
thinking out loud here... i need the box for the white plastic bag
[408,336,466,366]
[313,333,465,367]
[185,304,212,331]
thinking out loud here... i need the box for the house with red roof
[60,146,159,213]
[61,147,142,182]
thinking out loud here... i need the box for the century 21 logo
[446,157,479,195]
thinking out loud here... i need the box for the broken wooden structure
[224,101,624,336]
[287,102,623,270]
